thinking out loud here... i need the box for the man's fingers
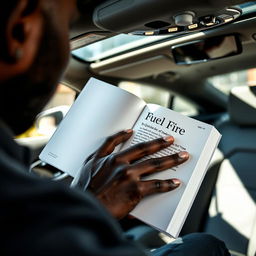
[95,130,133,158]
[116,136,174,163]
[139,179,181,197]
[131,152,189,176]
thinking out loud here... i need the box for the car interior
[16,1,256,255]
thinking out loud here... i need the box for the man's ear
[0,0,43,81]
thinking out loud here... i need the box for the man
[0,0,230,255]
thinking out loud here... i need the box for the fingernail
[178,151,189,159]
[125,129,133,133]
[171,179,181,186]
[163,136,174,143]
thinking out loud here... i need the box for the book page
[40,78,146,177]
[121,104,217,234]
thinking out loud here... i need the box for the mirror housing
[171,34,242,65]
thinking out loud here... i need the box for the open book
[39,77,221,238]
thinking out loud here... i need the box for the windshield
[72,34,171,62]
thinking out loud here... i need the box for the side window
[119,81,171,107]
[44,84,76,110]
[207,68,256,95]
[172,97,198,116]
[119,81,198,116]
[17,84,76,138]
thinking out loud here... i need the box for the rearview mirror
[172,34,242,65]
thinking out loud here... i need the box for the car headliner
[64,0,256,112]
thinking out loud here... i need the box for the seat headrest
[228,86,256,126]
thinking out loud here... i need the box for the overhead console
[88,12,256,80]
[93,0,247,36]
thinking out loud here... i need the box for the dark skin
[0,0,189,219]
[75,130,189,219]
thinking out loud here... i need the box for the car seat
[203,85,256,256]
[124,86,256,254]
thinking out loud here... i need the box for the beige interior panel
[91,55,175,79]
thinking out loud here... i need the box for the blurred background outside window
[208,68,256,94]
[17,84,76,138]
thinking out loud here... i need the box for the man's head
[0,0,77,135]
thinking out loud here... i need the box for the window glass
[172,97,198,116]
[207,68,256,95]
[119,81,198,116]
[73,34,171,62]
[119,81,171,107]
[17,84,76,138]
[44,84,76,110]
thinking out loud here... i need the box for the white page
[167,126,220,237]
[40,78,146,177]
[122,104,220,236]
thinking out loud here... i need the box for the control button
[145,31,155,36]
[218,14,234,23]
[224,17,234,23]
[200,15,216,26]
[188,23,198,30]
[168,27,179,33]
[174,12,195,26]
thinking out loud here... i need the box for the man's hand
[75,130,189,219]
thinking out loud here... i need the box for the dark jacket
[0,122,148,256]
